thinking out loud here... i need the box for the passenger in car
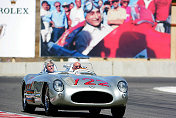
[72,62,82,71]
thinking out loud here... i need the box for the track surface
[0,76,176,118]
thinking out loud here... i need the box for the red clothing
[57,21,86,46]
[137,0,155,14]
[89,6,170,58]
[65,11,71,28]
[121,6,131,22]
[155,0,172,21]
[90,21,170,58]
[137,0,171,21]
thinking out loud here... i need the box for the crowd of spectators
[40,0,172,56]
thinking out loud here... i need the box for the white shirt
[40,8,51,29]
[144,0,153,9]
[81,23,113,55]
[70,7,85,27]
[40,8,51,17]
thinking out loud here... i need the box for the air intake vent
[71,91,113,103]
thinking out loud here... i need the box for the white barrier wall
[0,60,176,77]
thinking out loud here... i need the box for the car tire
[111,106,126,118]
[89,108,101,116]
[22,83,36,112]
[44,85,57,116]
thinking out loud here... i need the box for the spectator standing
[102,1,111,26]
[108,0,114,8]
[62,2,72,29]
[155,0,172,33]
[40,1,52,43]
[120,0,131,22]
[107,0,127,29]
[98,0,104,13]
[98,0,104,22]
[70,0,85,27]
[40,1,50,17]
[41,1,50,17]
[136,0,155,15]
[137,0,172,33]
[98,0,104,8]
[43,2,68,43]
[69,2,75,10]
[164,5,171,33]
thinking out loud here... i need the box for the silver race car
[22,63,128,117]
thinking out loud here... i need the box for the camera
[104,6,109,14]
[103,1,110,14]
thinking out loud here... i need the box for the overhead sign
[0,0,36,57]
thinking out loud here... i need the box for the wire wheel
[22,83,35,112]
[44,85,57,116]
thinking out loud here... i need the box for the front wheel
[44,85,57,116]
[22,84,35,112]
[111,106,126,118]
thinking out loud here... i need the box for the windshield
[63,63,96,75]
[73,69,96,75]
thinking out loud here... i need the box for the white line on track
[153,86,176,94]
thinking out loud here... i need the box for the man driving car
[44,59,56,73]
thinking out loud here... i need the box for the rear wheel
[44,85,57,116]
[111,106,126,118]
[89,108,101,116]
[22,83,35,112]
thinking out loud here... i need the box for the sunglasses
[74,65,81,69]
[112,0,119,3]
[123,1,129,3]
[84,0,100,13]
[63,6,69,8]
[55,5,60,8]
[47,65,54,68]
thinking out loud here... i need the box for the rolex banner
[0,0,36,57]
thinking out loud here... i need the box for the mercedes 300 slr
[22,63,128,117]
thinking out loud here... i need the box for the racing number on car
[74,79,79,85]
[96,80,109,87]
[74,78,109,87]
[83,78,96,85]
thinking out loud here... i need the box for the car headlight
[117,81,128,93]
[53,80,64,92]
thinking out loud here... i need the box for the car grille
[71,91,113,103]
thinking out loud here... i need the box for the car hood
[61,74,123,88]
